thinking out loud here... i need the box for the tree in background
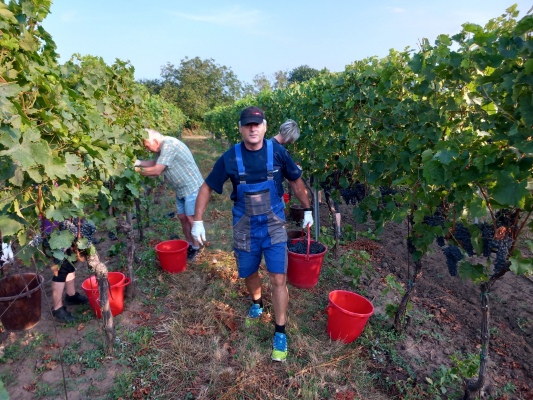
[252,72,272,93]
[288,65,321,83]
[138,78,163,96]
[159,57,242,126]
[273,70,289,90]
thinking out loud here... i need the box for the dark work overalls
[232,140,288,278]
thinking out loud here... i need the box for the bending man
[135,129,203,261]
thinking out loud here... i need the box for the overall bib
[232,140,288,278]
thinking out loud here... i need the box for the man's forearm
[135,163,165,176]
[194,182,213,221]
[289,178,311,208]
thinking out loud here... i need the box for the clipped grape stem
[134,198,144,241]
[87,252,115,355]
[463,282,490,399]
[394,259,422,333]
[118,220,136,299]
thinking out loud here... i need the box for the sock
[275,324,286,334]
[188,242,193,247]
[253,297,263,308]
[192,245,199,250]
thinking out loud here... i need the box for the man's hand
[302,211,314,228]
[191,221,206,245]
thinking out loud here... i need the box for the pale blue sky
[43,1,532,85]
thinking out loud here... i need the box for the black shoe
[64,292,89,306]
[169,234,180,240]
[187,246,199,261]
[108,231,118,241]
[52,306,77,323]
[166,212,176,218]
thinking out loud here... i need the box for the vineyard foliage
[205,5,533,278]
[0,0,184,263]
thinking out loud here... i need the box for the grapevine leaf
[513,15,533,36]
[0,215,24,236]
[45,207,65,222]
[0,4,17,23]
[0,82,22,98]
[8,167,23,186]
[48,230,74,250]
[44,157,68,179]
[29,141,51,164]
[492,171,528,207]
[458,262,487,283]
[77,237,89,249]
[509,255,533,275]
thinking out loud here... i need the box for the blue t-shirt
[205,139,302,201]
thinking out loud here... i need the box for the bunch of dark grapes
[59,220,78,236]
[493,235,513,274]
[29,235,43,247]
[78,219,96,246]
[379,186,398,206]
[423,207,446,247]
[476,222,495,257]
[423,209,445,227]
[340,182,366,205]
[454,223,474,256]
[442,245,463,276]
[59,219,97,247]
[288,241,326,255]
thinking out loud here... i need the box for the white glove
[134,159,141,167]
[302,210,314,229]
[191,221,206,245]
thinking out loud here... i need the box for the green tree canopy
[287,65,321,83]
[159,57,242,126]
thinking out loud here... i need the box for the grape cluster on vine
[493,234,513,274]
[58,218,97,247]
[476,222,495,257]
[453,223,474,256]
[340,182,367,205]
[442,245,463,276]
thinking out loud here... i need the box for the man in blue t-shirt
[192,106,313,362]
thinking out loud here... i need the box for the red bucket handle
[109,277,131,300]
[305,224,311,261]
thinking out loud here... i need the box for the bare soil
[324,203,533,400]
[0,200,532,399]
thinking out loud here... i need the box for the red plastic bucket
[327,290,374,343]
[155,240,189,273]
[287,229,327,289]
[81,272,131,319]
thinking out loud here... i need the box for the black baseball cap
[239,106,265,125]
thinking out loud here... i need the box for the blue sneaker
[247,303,263,318]
[271,332,288,362]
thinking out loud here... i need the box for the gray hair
[144,128,163,142]
[279,119,300,144]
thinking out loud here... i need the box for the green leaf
[0,82,22,98]
[492,171,528,207]
[29,141,51,164]
[459,262,488,283]
[0,3,18,23]
[513,15,533,36]
[48,230,74,250]
[0,215,24,236]
[509,255,533,275]
[0,378,10,400]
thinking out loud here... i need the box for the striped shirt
[156,137,203,198]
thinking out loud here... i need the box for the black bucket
[0,273,44,331]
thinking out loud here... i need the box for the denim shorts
[235,239,288,278]
[176,188,199,216]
